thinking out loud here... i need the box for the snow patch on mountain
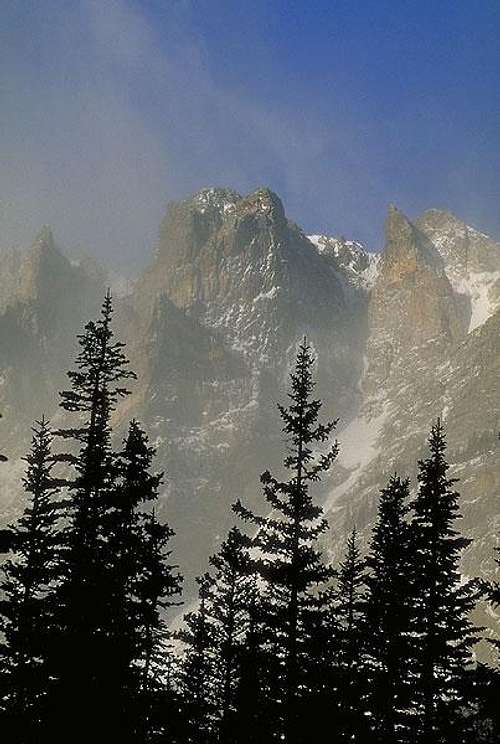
[325,403,390,511]
[452,271,500,332]
[308,234,380,289]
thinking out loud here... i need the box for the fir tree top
[58,291,136,443]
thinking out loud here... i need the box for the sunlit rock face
[135,187,350,368]
[1,190,500,612]
[415,209,500,333]
[364,206,468,396]
[124,187,367,579]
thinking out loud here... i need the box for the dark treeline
[0,294,499,743]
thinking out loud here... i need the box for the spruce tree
[179,573,218,743]
[335,527,369,742]
[233,339,338,744]
[365,474,414,743]
[232,576,280,744]
[134,508,183,742]
[207,526,252,743]
[486,541,500,658]
[46,291,136,740]
[104,420,182,741]
[0,418,61,741]
[408,420,477,744]
[477,538,500,740]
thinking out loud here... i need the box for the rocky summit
[1,188,500,605]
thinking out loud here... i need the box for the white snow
[193,187,239,216]
[324,404,389,511]
[362,253,381,289]
[307,234,380,290]
[252,286,279,304]
[337,407,388,470]
[452,271,500,332]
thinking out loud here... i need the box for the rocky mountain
[119,187,368,577]
[325,207,500,621]
[1,189,499,614]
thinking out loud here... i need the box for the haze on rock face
[1,186,500,591]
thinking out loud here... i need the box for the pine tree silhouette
[207,526,252,743]
[365,474,414,743]
[477,532,500,740]
[486,541,500,657]
[335,527,369,743]
[233,339,338,744]
[104,420,182,741]
[233,576,280,744]
[0,418,61,741]
[408,420,478,744]
[134,507,183,742]
[46,291,136,740]
[179,573,218,743]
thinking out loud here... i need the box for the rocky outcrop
[364,206,468,394]
[416,209,500,277]
[416,209,500,332]
[136,188,349,369]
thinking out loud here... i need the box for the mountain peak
[417,207,462,223]
[191,187,242,216]
[385,203,413,239]
[383,205,443,277]
[235,187,286,224]
[416,207,500,277]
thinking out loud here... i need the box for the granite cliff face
[120,187,368,576]
[136,187,350,369]
[1,191,499,608]
[364,206,467,395]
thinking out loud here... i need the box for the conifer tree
[408,420,477,744]
[232,576,280,744]
[477,537,500,740]
[134,508,183,742]
[233,339,338,744]
[0,418,61,741]
[207,526,252,743]
[486,541,500,658]
[46,291,136,740]
[365,474,414,743]
[179,573,218,743]
[104,420,182,741]
[335,527,369,742]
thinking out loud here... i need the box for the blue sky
[1,0,499,267]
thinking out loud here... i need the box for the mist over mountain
[1,186,500,596]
